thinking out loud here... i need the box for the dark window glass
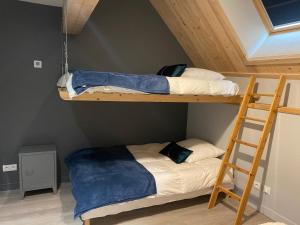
[262,0,300,27]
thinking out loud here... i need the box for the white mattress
[166,77,239,96]
[81,143,233,220]
[58,73,239,97]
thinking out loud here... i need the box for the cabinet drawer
[21,153,55,190]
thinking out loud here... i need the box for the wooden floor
[0,183,272,225]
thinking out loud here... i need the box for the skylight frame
[253,0,300,34]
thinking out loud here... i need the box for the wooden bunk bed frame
[223,72,300,116]
[58,88,243,104]
[58,72,300,225]
[58,72,300,115]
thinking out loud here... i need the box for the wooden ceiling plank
[64,0,100,35]
[149,0,300,75]
[197,0,241,71]
[150,0,208,68]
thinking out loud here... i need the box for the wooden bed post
[83,219,91,225]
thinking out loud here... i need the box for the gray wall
[0,0,191,191]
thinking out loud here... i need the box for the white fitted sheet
[128,144,232,196]
[81,143,233,220]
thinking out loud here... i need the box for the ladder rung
[252,93,274,97]
[242,116,266,123]
[218,186,241,201]
[235,139,258,148]
[225,163,250,175]
[248,103,271,111]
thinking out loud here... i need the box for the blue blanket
[71,70,170,95]
[65,146,157,218]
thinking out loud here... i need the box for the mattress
[57,72,239,97]
[81,143,233,220]
[166,77,239,96]
[80,78,239,96]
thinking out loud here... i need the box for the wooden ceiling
[64,0,100,35]
[149,0,300,74]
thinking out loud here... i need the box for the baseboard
[235,187,297,225]
[260,205,297,225]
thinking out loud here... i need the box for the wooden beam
[64,0,100,35]
[278,107,300,116]
[221,72,300,80]
[58,88,300,115]
[83,219,91,225]
[58,88,242,104]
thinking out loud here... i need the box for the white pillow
[181,68,225,80]
[177,139,224,163]
[57,73,70,87]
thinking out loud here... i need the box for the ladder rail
[250,75,286,175]
[208,75,287,225]
[234,75,286,225]
[208,75,257,209]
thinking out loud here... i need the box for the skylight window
[254,0,300,33]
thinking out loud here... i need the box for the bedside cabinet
[19,145,57,198]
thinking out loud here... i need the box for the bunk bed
[57,69,242,104]
[57,69,241,225]
[58,71,300,225]
[66,140,234,225]
[58,88,242,103]
[60,4,299,225]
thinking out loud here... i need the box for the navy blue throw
[65,146,157,218]
[71,70,170,95]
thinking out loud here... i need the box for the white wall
[219,0,268,57]
[219,0,300,60]
[187,77,300,225]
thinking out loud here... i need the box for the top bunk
[58,88,242,104]
[57,69,242,104]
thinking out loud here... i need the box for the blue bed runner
[71,70,170,95]
[65,146,157,218]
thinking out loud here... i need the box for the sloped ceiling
[149,0,300,74]
[19,0,62,7]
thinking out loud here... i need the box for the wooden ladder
[208,75,286,225]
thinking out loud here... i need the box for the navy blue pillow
[157,64,187,77]
[160,142,193,164]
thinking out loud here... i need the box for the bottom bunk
[65,139,234,223]
[82,183,234,221]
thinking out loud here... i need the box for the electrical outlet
[3,164,18,172]
[254,181,261,190]
[34,60,42,69]
[264,185,271,195]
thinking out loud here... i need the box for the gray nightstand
[19,145,57,198]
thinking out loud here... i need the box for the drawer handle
[25,169,34,176]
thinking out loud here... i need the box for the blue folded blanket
[71,70,170,95]
[65,146,157,218]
